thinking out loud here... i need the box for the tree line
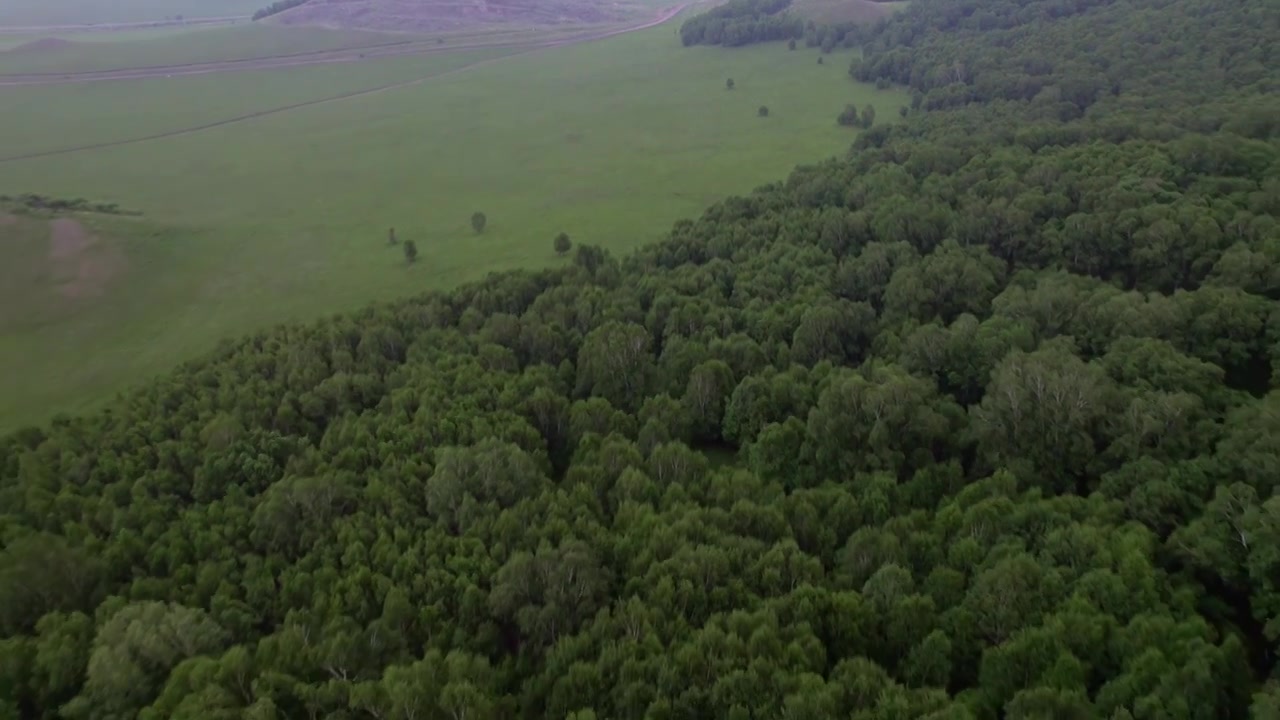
[680,0,873,50]
[0,194,135,216]
[251,0,310,22]
[679,0,805,47]
[1,0,1278,716]
[386,214,572,267]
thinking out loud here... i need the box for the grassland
[0,0,263,26]
[265,0,680,35]
[0,23,905,431]
[0,25,224,47]
[0,25,414,73]
[0,47,518,160]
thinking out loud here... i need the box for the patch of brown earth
[48,218,125,300]
[0,214,15,226]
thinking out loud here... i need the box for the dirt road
[0,4,690,87]
[0,3,691,164]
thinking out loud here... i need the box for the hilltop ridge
[267,0,662,32]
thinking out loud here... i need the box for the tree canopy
[2,0,1278,716]
[251,0,309,22]
[679,0,804,47]
[679,0,869,49]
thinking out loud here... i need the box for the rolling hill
[268,0,667,32]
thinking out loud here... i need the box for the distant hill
[265,0,655,33]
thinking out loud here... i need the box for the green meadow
[0,22,904,431]
[0,0,264,26]
[1,47,519,158]
[0,25,411,72]
[0,26,216,48]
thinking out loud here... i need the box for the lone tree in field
[817,56,824,65]
[403,239,418,264]
[726,78,735,90]
[554,232,572,256]
[837,104,859,126]
[861,103,877,128]
[471,212,487,234]
[758,105,770,117]
[788,38,797,50]
[388,227,398,245]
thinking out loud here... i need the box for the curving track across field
[0,3,691,162]
[0,4,691,164]
[0,4,690,87]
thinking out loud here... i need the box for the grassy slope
[0,212,197,422]
[0,25,413,73]
[0,0,265,26]
[0,29,904,431]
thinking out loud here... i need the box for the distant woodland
[2,0,1279,717]
[679,0,874,50]
[251,0,309,22]
[679,0,805,46]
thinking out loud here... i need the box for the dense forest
[679,0,869,50]
[251,0,310,22]
[4,0,1280,716]
[806,20,862,54]
[679,0,805,47]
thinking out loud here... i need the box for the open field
[0,4,691,78]
[0,0,263,26]
[0,24,229,46]
[270,0,678,33]
[0,47,518,159]
[0,25,414,73]
[0,22,903,431]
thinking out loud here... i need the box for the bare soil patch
[0,213,15,226]
[48,218,125,299]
